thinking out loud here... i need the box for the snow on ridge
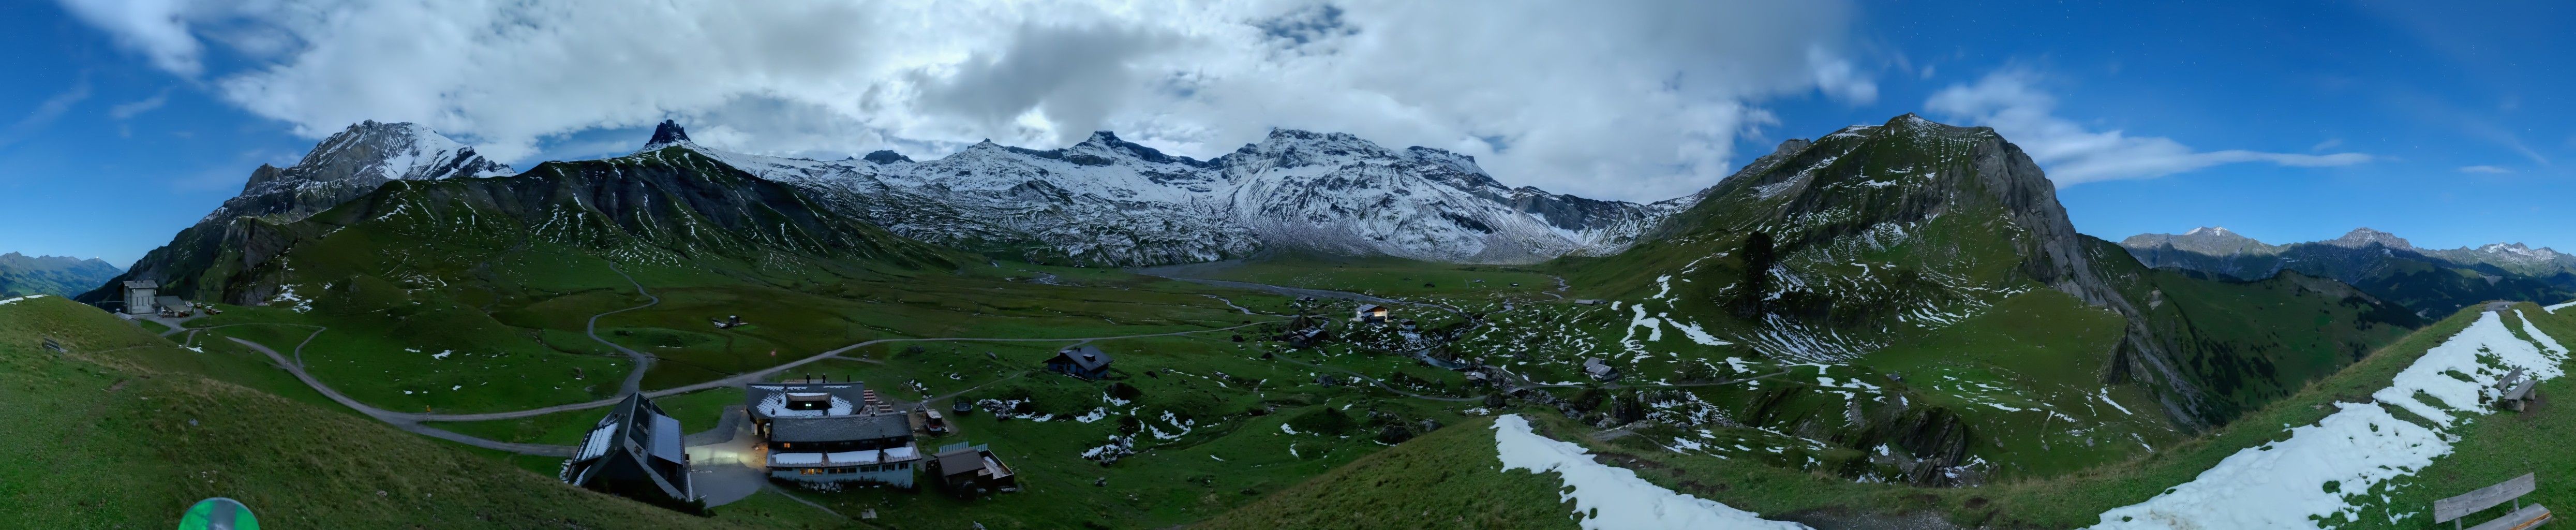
[1493,414,1810,530]
[2089,311,2567,529]
[664,129,1672,265]
[2546,300,2576,314]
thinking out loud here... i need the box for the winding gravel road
[226,317,1285,455]
[592,265,660,395]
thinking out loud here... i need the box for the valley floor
[21,254,2576,530]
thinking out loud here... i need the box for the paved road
[591,265,662,395]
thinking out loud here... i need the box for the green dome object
[177,497,258,530]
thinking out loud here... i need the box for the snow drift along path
[1493,414,1810,530]
[2089,310,2568,529]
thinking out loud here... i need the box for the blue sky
[1,0,2568,266]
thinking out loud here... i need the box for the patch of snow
[431,350,452,360]
[1672,320,1732,346]
[1493,415,1809,529]
[2547,300,2576,314]
[2090,311,2567,528]
[0,294,48,305]
[2097,388,2135,416]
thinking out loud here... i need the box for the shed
[1583,358,1618,381]
[154,295,193,317]
[1354,304,1390,323]
[1046,345,1113,379]
[927,443,1017,497]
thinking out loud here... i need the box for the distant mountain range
[0,253,121,298]
[2120,227,2576,316]
[656,121,1681,266]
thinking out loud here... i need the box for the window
[801,468,822,475]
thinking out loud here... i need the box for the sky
[1,0,2569,266]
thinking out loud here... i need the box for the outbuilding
[1354,304,1390,323]
[1046,345,1114,379]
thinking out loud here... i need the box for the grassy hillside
[1198,305,2520,528]
[0,295,788,529]
[1192,416,1573,530]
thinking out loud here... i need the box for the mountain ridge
[80,121,514,305]
[660,122,1691,266]
[2120,226,2576,316]
[0,252,123,298]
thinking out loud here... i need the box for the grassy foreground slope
[1197,304,2520,528]
[1193,416,1572,530]
[0,295,786,529]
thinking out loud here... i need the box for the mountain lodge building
[746,379,923,488]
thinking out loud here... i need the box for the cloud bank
[54,0,1879,202]
[1927,70,2370,186]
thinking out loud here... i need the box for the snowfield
[2089,311,2568,528]
[1493,414,1810,530]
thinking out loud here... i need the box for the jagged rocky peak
[2324,227,2414,250]
[646,120,692,147]
[861,150,911,165]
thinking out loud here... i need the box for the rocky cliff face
[79,122,512,304]
[673,125,1685,266]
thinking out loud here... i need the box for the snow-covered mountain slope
[211,121,514,225]
[81,121,511,303]
[651,121,1680,266]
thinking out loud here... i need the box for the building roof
[563,393,692,502]
[123,280,158,289]
[934,448,987,477]
[1357,304,1384,312]
[1052,345,1112,372]
[155,296,188,309]
[745,381,868,420]
[769,413,912,443]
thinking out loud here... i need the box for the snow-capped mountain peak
[643,119,693,150]
[654,123,1679,265]
[2469,242,2571,262]
[220,121,513,224]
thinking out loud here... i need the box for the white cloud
[2458,165,2512,174]
[1926,69,2370,187]
[108,90,170,120]
[58,0,1873,202]
[1,79,94,147]
[53,0,206,76]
